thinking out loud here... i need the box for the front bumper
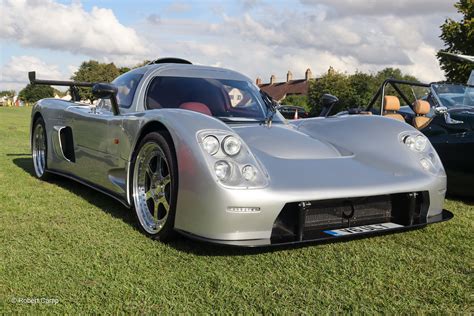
[175,209,453,247]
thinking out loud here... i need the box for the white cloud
[0,0,458,92]
[0,56,64,92]
[146,1,452,83]
[301,0,456,16]
[0,0,148,57]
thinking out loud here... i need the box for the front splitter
[175,209,454,248]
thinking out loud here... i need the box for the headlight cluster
[403,134,428,152]
[198,130,268,188]
[400,132,444,174]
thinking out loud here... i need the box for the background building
[256,69,313,102]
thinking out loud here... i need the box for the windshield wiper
[260,90,277,126]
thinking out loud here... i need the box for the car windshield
[146,76,279,122]
[432,83,474,108]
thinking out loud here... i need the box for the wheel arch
[128,120,179,207]
[31,111,44,147]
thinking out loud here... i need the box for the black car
[360,79,474,197]
[276,105,309,119]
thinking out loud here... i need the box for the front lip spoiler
[175,209,454,248]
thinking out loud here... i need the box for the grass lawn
[0,106,472,313]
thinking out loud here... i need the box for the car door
[65,103,126,193]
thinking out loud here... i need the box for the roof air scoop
[148,58,192,65]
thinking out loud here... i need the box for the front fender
[122,109,235,207]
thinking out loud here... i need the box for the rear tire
[131,132,178,241]
[31,117,51,180]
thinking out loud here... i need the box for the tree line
[297,67,421,116]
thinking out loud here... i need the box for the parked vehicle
[276,104,309,119]
[29,59,452,246]
[338,79,473,197]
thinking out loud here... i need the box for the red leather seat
[179,102,212,116]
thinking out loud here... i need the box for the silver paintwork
[30,63,447,245]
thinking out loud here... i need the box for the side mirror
[92,83,120,115]
[434,106,464,125]
[319,94,339,117]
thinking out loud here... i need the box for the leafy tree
[134,60,151,68]
[53,88,68,98]
[348,71,378,108]
[71,60,121,101]
[437,0,474,83]
[372,68,425,109]
[0,90,15,97]
[19,84,55,103]
[119,67,131,74]
[308,67,422,115]
[308,70,355,115]
[281,94,309,110]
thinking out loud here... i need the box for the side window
[112,73,143,108]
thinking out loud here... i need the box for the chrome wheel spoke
[153,199,159,223]
[158,196,170,211]
[145,190,153,200]
[146,164,154,179]
[161,175,171,186]
[132,141,172,235]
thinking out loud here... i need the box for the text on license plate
[324,222,404,236]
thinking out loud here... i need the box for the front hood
[231,123,343,159]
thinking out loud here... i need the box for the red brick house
[257,69,313,102]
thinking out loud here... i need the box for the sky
[0,0,460,92]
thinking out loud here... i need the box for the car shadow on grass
[12,156,293,256]
[13,156,136,226]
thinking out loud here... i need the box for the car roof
[133,63,252,82]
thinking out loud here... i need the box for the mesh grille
[304,195,391,230]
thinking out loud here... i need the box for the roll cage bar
[366,78,474,113]
[366,79,430,112]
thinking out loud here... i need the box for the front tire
[32,117,51,180]
[131,132,178,241]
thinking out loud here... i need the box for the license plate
[324,222,403,236]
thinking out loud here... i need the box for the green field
[0,107,472,313]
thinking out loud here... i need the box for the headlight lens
[414,135,428,152]
[404,134,428,152]
[242,165,257,181]
[420,157,431,170]
[400,132,444,175]
[222,136,241,156]
[214,160,231,180]
[203,135,219,155]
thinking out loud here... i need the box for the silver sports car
[29,58,452,246]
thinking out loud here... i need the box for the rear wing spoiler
[28,71,95,102]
